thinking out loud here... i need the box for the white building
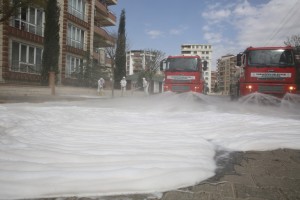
[126,50,158,75]
[181,44,213,92]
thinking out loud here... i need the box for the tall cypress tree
[41,0,60,85]
[114,9,126,88]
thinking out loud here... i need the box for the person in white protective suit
[97,77,105,95]
[120,77,127,96]
[142,77,149,95]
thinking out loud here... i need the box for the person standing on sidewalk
[142,77,149,95]
[120,77,127,96]
[97,77,105,95]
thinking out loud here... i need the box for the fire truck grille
[258,85,284,93]
[172,80,192,83]
[172,85,190,92]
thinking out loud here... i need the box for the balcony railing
[94,0,116,26]
[93,26,115,47]
[68,5,88,22]
[11,60,41,74]
[105,0,118,5]
[10,19,44,37]
[67,37,87,50]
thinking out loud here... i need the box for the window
[68,0,86,21]
[11,41,42,74]
[67,24,85,50]
[11,6,44,36]
[248,49,294,66]
[66,54,83,77]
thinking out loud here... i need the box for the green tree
[213,82,219,93]
[83,51,93,86]
[41,0,60,85]
[105,43,117,97]
[74,61,84,86]
[74,51,111,87]
[284,34,300,47]
[138,49,165,93]
[114,9,126,88]
[144,49,165,75]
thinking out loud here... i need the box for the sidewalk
[0,84,144,103]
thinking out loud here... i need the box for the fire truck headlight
[246,85,252,89]
[289,86,296,91]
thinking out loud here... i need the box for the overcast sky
[110,0,300,69]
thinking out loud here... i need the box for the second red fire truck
[230,46,300,99]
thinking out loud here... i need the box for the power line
[264,0,300,46]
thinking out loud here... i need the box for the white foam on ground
[0,92,300,199]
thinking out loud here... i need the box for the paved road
[1,85,300,200]
[20,149,299,200]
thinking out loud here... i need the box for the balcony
[94,26,115,47]
[8,20,44,44]
[68,5,88,22]
[106,0,118,5]
[66,37,87,56]
[94,0,116,26]
[67,38,87,50]
[10,19,44,36]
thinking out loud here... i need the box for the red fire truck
[160,55,208,93]
[230,46,300,99]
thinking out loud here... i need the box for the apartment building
[217,54,237,95]
[126,50,160,75]
[0,0,117,85]
[181,44,213,92]
[211,70,217,92]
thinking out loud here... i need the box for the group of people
[120,77,149,96]
[97,77,149,96]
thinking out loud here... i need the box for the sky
[1,92,300,199]
[110,0,300,69]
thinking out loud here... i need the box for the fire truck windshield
[248,49,294,67]
[166,58,199,71]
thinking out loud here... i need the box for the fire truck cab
[160,55,208,93]
[230,46,300,99]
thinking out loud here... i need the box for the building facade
[181,44,213,92]
[126,50,159,75]
[0,0,117,85]
[210,70,217,93]
[216,54,237,95]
